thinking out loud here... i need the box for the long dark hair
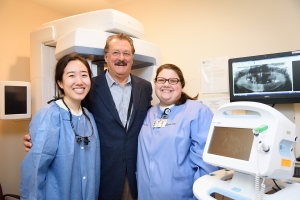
[155,64,198,105]
[48,53,92,103]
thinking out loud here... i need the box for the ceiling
[27,0,136,15]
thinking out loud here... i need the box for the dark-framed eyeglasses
[155,77,180,85]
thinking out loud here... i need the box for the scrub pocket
[172,174,194,199]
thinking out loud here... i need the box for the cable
[260,177,266,200]
[254,134,261,200]
[272,179,282,191]
[272,187,278,192]
[255,174,260,200]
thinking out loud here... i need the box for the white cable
[255,174,260,200]
[254,133,260,200]
[260,177,266,200]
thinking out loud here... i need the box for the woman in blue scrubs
[137,64,218,200]
[20,53,100,200]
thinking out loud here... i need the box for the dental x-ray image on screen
[228,50,300,104]
[233,63,292,93]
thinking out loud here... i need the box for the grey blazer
[83,70,152,199]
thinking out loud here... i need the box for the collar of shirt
[55,99,83,116]
[105,70,132,87]
[159,104,174,112]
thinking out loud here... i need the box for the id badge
[153,119,168,128]
[153,119,160,128]
[160,119,167,127]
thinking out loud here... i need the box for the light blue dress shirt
[20,100,100,200]
[105,70,132,127]
[137,99,218,200]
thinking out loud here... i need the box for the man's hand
[23,134,32,152]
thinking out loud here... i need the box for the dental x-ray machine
[30,9,161,115]
[193,101,300,200]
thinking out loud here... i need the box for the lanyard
[153,108,171,128]
[161,108,171,119]
[125,92,133,130]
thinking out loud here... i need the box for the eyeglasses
[109,51,132,58]
[155,77,180,85]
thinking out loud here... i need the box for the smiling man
[83,34,153,200]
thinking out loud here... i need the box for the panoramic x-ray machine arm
[30,9,161,115]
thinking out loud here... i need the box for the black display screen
[5,86,27,115]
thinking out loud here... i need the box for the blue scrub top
[137,99,218,200]
[20,100,100,200]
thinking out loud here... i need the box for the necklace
[62,98,94,146]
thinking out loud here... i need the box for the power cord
[272,179,282,191]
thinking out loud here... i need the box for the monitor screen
[203,101,296,179]
[5,86,27,115]
[208,127,254,161]
[228,50,300,104]
[0,81,31,120]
